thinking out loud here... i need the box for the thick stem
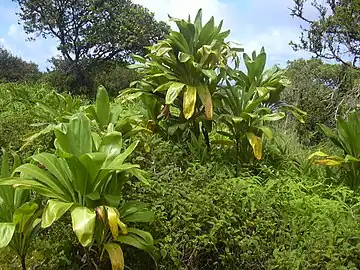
[21,256,26,270]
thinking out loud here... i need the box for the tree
[14,0,169,93]
[290,0,360,69]
[0,47,40,82]
[283,58,360,145]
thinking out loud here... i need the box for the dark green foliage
[122,139,360,269]
[44,59,141,97]
[14,0,169,94]
[284,59,360,145]
[291,0,360,69]
[0,47,40,83]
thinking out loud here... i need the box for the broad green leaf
[246,132,262,160]
[71,207,96,247]
[55,113,92,157]
[42,200,73,228]
[0,223,15,248]
[31,153,74,199]
[178,52,191,62]
[308,151,329,160]
[259,112,285,121]
[99,132,123,158]
[96,86,110,127]
[13,202,38,231]
[14,164,69,201]
[105,141,139,170]
[117,228,153,251]
[121,211,154,223]
[165,82,185,105]
[154,82,173,93]
[202,69,217,81]
[183,86,197,119]
[256,126,273,139]
[211,140,234,146]
[104,243,124,270]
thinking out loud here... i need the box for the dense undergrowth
[1,8,360,270]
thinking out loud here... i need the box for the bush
[123,139,360,269]
[0,47,41,83]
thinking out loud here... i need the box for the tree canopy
[0,46,40,82]
[290,0,360,69]
[15,0,169,63]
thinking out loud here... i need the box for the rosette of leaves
[0,113,154,270]
[309,111,360,189]
[0,149,41,270]
[213,48,305,162]
[123,9,242,136]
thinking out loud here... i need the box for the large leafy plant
[0,113,154,270]
[214,49,305,162]
[86,86,152,138]
[0,149,41,270]
[122,9,241,143]
[309,111,360,189]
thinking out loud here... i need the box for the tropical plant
[20,90,84,150]
[86,86,152,138]
[0,149,41,270]
[122,9,242,145]
[0,113,154,270]
[309,111,360,189]
[214,49,306,162]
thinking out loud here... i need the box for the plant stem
[21,256,26,270]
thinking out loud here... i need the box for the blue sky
[0,0,311,71]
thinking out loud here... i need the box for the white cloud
[133,0,228,23]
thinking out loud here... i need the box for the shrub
[124,139,360,269]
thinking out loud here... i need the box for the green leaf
[165,82,185,105]
[105,141,139,170]
[211,140,234,146]
[96,86,110,127]
[183,86,197,119]
[42,200,73,228]
[13,202,38,231]
[178,52,191,62]
[104,243,124,270]
[121,210,154,223]
[54,113,92,157]
[256,126,273,139]
[117,228,153,251]
[202,69,217,81]
[71,207,96,247]
[259,112,285,121]
[0,223,15,248]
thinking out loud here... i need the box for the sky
[0,0,311,71]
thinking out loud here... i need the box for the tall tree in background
[14,0,169,94]
[290,0,360,70]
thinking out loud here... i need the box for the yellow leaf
[246,132,262,160]
[106,207,119,238]
[197,86,213,119]
[313,159,342,166]
[183,86,197,119]
[104,243,124,270]
[117,219,128,235]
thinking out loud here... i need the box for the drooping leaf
[0,223,15,248]
[42,200,73,228]
[71,207,96,247]
[117,228,153,251]
[246,132,262,160]
[165,82,185,105]
[183,86,197,119]
[104,243,124,270]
